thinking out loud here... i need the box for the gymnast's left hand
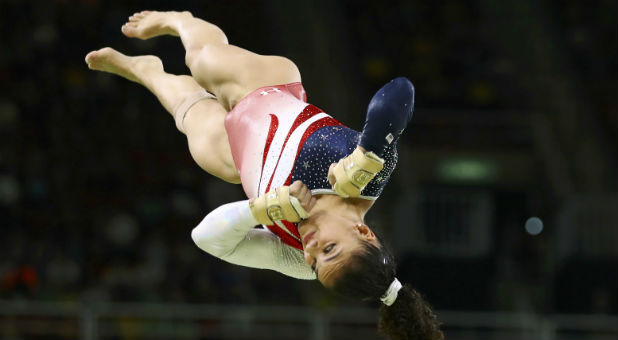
[328,146,385,198]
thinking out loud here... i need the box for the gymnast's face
[299,212,378,287]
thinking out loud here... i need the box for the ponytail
[378,284,444,339]
[331,239,443,339]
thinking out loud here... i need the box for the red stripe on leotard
[264,105,323,194]
[284,116,344,186]
[266,221,303,250]
[267,117,343,251]
[261,106,343,251]
[258,114,279,195]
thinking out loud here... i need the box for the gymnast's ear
[353,223,376,241]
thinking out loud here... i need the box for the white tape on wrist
[289,196,309,220]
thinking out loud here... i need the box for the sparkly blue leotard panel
[291,125,397,199]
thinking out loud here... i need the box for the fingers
[251,182,315,225]
[290,180,308,197]
[328,163,337,186]
[289,180,302,194]
[289,180,313,213]
[307,196,317,212]
[329,160,351,197]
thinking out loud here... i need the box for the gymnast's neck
[310,193,374,222]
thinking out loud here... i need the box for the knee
[185,49,201,70]
[185,45,219,79]
[210,26,228,45]
[187,133,239,183]
[220,168,241,184]
[188,139,219,176]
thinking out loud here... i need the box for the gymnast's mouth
[303,231,316,245]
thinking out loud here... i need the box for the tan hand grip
[331,148,384,197]
[250,186,309,225]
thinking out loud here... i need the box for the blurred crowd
[0,0,615,317]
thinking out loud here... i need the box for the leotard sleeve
[359,77,415,157]
[191,200,316,280]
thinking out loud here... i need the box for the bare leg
[121,11,301,110]
[85,47,240,184]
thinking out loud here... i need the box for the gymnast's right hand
[249,180,316,225]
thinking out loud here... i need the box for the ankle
[166,11,193,32]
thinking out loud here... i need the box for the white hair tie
[380,277,403,306]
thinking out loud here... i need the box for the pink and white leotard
[192,83,341,280]
[225,83,342,199]
[224,83,343,250]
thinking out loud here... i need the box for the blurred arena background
[0,0,616,339]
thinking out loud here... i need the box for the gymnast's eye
[324,244,335,254]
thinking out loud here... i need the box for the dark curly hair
[331,239,444,340]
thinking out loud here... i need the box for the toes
[128,10,151,22]
[99,47,113,54]
[121,23,137,35]
[85,52,98,69]
[85,50,104,63]
[85,51,95,62]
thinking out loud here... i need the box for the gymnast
[85,10,443,339]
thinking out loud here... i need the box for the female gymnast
[85,10,443,339]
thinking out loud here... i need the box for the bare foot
[121,10,191,40]
[85,47,163,84]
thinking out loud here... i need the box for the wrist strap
[332,148,384,197]
[250,187,308,225]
